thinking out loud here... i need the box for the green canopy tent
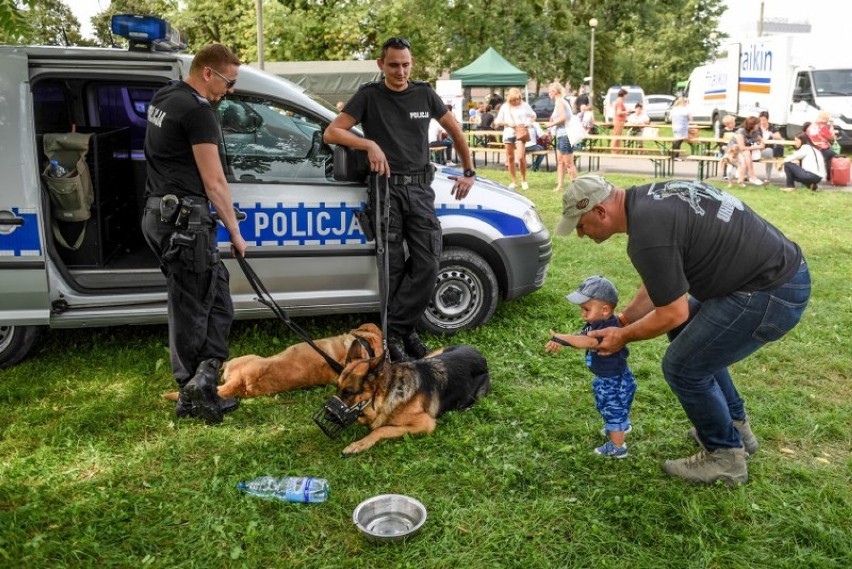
[450,47,528,86]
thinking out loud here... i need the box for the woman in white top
[782,128,826,192]
[545,81,577,192]
[669,97,691,160]
[495,87,536,190]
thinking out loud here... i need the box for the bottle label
[285,477,312,503]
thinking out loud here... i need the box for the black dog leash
[371,174,391,362]
[234,252,344,375]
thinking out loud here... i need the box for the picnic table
[464,130,557,170]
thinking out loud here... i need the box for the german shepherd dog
[333,342,491,456]
[162,323,383,401]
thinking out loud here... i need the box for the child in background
[545,276,636,458]
[720,141,742,188]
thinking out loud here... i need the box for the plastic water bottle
[237,476,329,503]
[48,159,68,177]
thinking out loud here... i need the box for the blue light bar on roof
[111,14,185,52]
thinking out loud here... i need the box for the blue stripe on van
[218,202,528,246]
[435,204,528,236]
[0,210,42,256]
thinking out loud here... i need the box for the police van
[0,15,551,368]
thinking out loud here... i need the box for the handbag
[567,115,587,145]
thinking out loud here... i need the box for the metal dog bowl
[352,494,427,543]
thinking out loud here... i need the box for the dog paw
[342,441,368,456]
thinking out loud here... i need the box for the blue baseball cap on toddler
[566,275,619,306]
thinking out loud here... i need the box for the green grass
[1,172,850,568]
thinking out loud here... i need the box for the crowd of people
[459,88,843,193]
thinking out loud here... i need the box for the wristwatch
[463,169,476,178]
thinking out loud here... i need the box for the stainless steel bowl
[352,494,427,543]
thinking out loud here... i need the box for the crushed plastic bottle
[48,159,69,177]
[237,476,328,503]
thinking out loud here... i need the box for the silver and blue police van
[0,16,551,368]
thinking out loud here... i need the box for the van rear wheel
[0,325,41,369]
[419,247,498,335]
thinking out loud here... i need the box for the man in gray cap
[554,176,811,485]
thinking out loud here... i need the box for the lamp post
[589,18,598,109]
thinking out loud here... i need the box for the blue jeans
[664,261,811,451]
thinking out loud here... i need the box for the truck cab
[0,16,552,368]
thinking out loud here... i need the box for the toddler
[545,276,636,458]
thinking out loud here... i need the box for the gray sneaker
[687,417,759,456]
[662,447,748,485]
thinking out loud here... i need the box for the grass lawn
[1,171,850,568]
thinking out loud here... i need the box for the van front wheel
[0,325,41,369]
[419,247,499,335]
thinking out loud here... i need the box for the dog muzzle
[313,396,368,439]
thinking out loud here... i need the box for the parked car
[530,94,555,120]
[0,15,552,368]
[644,94,676,122]
[603,86,646,122]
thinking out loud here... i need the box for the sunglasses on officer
[381,37,411,53]
[207,67,237,89]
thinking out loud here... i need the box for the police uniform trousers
[385,179,442,337]
[141,205,233,387]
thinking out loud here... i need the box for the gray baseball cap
[554,175,614,236]
[565,275,619,306]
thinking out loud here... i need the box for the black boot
[182,358,225,424]
[175,392,240,418]
[402,331,430,359]
[387,337,411,362]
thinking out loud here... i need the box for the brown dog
[332,342,491,456]
[162,323,383,401]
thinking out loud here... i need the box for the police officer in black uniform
[324,37,476,362]
[141,44,248,423]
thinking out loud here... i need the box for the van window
[31,83,72,133]
[218,96,333,184]
[92,84,159,149]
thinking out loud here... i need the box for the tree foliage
[5,0,726,97]
[1,0,91,45]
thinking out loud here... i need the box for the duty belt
[146,195,213,228]
[382,167,435,186]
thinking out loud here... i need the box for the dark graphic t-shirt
[343,81,448,174]
[581,315,629,377]
[144,81,222,199]
[625,181,802,306]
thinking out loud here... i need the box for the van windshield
[812,70,852,96]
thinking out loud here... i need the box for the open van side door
[0,49,49,326]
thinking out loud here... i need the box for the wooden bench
[574,151,674,177]
[470,146,554,170]
[685,155,786,182]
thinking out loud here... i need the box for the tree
[0,0,29,42]
[76,0,724,99]
[1,0,92,45]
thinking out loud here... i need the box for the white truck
[685,34,852,145]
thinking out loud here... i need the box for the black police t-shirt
[343,81,447,174]
[144,81,222,198]
[625,180,802,306]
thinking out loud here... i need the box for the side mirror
[332,144,369,182]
